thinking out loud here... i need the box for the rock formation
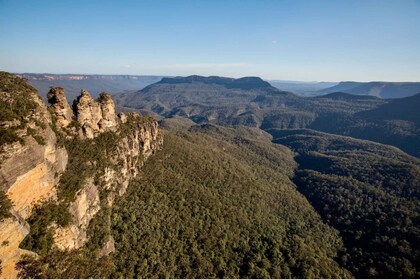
[53,114,161,251]
[73,89,118,138]
[0,74,68,278]
[98,93,117,132]
[53,178,101,250]
[47,87,73,128]
[0,73,162,277]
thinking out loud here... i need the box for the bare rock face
[98,93,117,131]
[0,211,35,279]
[53,179,100,250]
[73,90,117,139]
[47,87,73,128]
[53,114,162,250]
[74,89,102,138]
[111,115,161,196]
[0,74,68,278]
[0,73,162,276]
[99,235,115,257]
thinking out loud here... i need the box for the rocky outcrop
[110,116,161,196]
[99,235,115,257]
[0,74,68,278]
[0,74,161,276]
[53,114,162,250]
[47,87,73,128]
[73,90,117,138]
[98,93,117,132]
[53,179,100,250]
[0,211,34,278]
[0,96,68,218]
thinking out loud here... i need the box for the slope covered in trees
[109,126,350,278]
[270,129,420,278]
[310,94,420,157]
[17,125,351,278]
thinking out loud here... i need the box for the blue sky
[0,0,419,81]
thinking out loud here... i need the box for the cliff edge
[0,72,162,277]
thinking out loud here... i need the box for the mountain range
[317,81,420,98]
[116,75,419,157]
[1,72,419,278]
[17,74,164,103]
[21,73,420,99]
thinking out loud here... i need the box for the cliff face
[73,90,118,138]
[53,178,101,250]
[53,117,161,251]
[47,87,73,128]
[0,73,68,278]
[0,73,161,277]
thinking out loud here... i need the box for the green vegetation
[58,132,115,203]
[271,129,420,278]
[0,72,51,149]
[20,201,71,256]
[159,116,197,132]
[0,72,38,121]
[17,250,115,279]
[26,127,46,146]
[17,126,351,278]
[0,127,23,146]
[0,190,13,222]
[0,72,39,146]
[109,127,349,278]
[118,76,420,157]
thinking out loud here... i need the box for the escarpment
[0,73,68,278]
[0,73,161,277]
[53,114,161,251]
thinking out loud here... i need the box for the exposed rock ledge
[0,77,161,277]
[0,80,68,278]
[53,115,162,251]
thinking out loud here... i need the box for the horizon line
[10,72,420,84]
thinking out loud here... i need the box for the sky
[0,0,419,82]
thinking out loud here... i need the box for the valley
[0,72,419,278]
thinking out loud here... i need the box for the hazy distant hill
[269,80,337,96]
[118,75,382,119]
[318,81,420,98]
[315,92,380,101]
[119,75,384,134]
[18,74,164,103]
[118,75,420,157]
[357,93,420,123]
[310,94,420,157]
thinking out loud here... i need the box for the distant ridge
[315,92,380,100]
[18,73,165,102]
[357,93,420,123]
[157,75,274,90]
[318,81,420,98]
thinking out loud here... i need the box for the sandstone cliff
[53,113,161,251]
[73,90,118,138]
[0,73,68,278]
[47,87,73,128]
[0,73,161,277]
